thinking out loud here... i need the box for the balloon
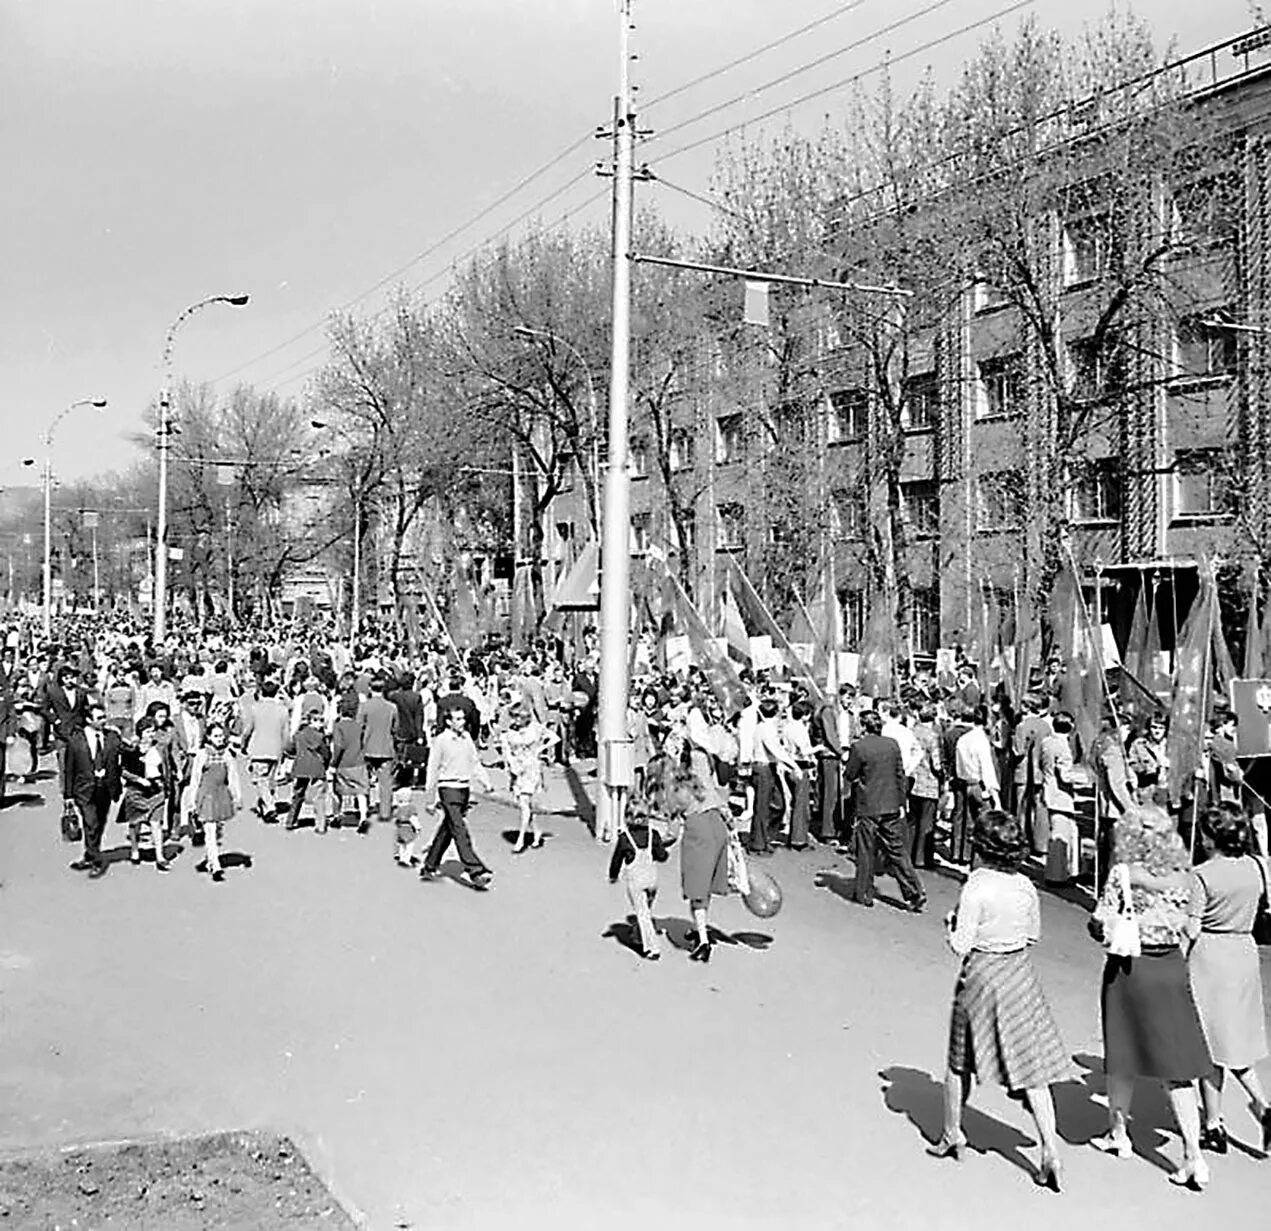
[743,865,783,918]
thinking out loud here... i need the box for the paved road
[0,761,1268,1230]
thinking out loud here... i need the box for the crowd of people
[0,609,1267,1196]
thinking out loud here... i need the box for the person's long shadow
[879,1066,1038,1176]
[601,914,773,955]
[1061,1052,1178,1171]
[0,791,45,809]
[561,764,596,835]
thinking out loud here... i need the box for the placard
[748,635,780,671]
[665,634,692,674]
[1101,623,1121,669]
[1231,679,1271,757]
[837,651,860,686]
[789,641,815,666]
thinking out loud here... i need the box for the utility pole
[594,0,636,845]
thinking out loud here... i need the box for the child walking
[288,708,331,833]
[608,801,673,961]
[188,721,243,882]
[500,703,559,853]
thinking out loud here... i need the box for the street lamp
[512,326,601,531]
[43,401,104,638]
[154,293,249,642]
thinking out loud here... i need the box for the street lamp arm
[162,294,251,377]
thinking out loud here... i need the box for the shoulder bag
[1091,862,1141,957]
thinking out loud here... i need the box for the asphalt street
[0,761,1268,1230]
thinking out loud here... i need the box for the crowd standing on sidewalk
[0,608,1267,1194]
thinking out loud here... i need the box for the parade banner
[1167,568,1220,807]
[665,634,692,674]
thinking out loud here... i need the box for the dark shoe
[155,861,170,873]
[69,859,94,872]
[688,942,712,963]
[210,868,225,883]
[853,894,875,909]
[129,851,141,866]
[418,867,440,882]
[1200,1124,1229,1155]
[906,898,927,914]
[87,862,107,879]
[926,1135,964,1162]
[356,820,371,835]
[532,834,546,849]
[466,872,492,892]
[511,843,528,855]
[638,948,661,962]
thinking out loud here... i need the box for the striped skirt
[947,949,1071,1091]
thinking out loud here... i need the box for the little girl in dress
[188,721,243,883]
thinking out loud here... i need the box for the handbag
[1093,863,1141,957]
[60,801,82,844]
[1253,858,1271,947]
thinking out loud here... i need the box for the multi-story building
[619,27,1271,661]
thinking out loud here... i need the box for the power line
[646,0,959,147]
[649,0,1035,165]
[642,0,869,110]
[209,131,595,386]
[258,181,612,397]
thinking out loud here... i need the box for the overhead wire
[641,0,869,110]
[209,130,596,386]
[645,0,960,146]
[649,0,1037,165]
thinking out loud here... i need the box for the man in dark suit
[387,670,428,787]
[65,701,122,877]
[812,684,854,845]
[842,709,925,912]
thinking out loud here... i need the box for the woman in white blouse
[930,809,1071,1191]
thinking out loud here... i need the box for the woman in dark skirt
[1090,804,1213,1190]
[931,810,1070,1190]
[652,760,731,964]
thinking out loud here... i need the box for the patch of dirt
[0,1130,358,1228]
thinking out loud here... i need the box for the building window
[976,470,1023,531]
[669,428,695,472]
[903,373,939,431]
[717,502,745,549]
[1072,458,1122,523]
[977,354,1024,420]
[832,489,867,541]
[714,414,743,465]
[901,480,939,537]
[1068,337,1108,401]
[1062,214,1109,286]
[828,389,868,443]
[1171,174,1237,249]
[772,400,809,447]
[677,515,697,554]
[911,587,940,655]
[1174,314,1238,381]
[629,513,651,555]
[841,589,867,647]
[1173,449,1233,519]
[629,439,649,478]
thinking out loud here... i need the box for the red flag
[858,599,895,699]
[1166,567,1220,807]
[1047,560,1101,758]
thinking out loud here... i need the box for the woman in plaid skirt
[929,809,1071,1191]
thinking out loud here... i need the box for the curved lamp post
[43,400,105,638]
[153,293,249,641]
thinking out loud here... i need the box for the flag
[743,280,770,327]
[450,560,480,651]
[1047,560,1102,759]
[858,598,895,699]
[1119,576,1156,719]
[725,555,824,700]
[1243,564,1263,679]
[510,564,538,651]
[1166,565,1220,807]
[550,539,600,612]
[719,585,750,662]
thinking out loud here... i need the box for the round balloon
[743,865,783,918]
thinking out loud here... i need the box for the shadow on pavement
[561,764,596,835]
[0,791,46,809]
[602,916,774,956]
[1060,1053,1177,1171]
[878,1065,1037,1176]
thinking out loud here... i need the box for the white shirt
[954,726,1000,794]
[882,717,921,777]
[737,702,759,765]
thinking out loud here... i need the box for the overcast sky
[1,0,1257,483]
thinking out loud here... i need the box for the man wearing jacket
[240,679,291,821]
[813,684,856,846]
[360,674,398,823]
[843,709,925,912]
[65,701,122,877]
